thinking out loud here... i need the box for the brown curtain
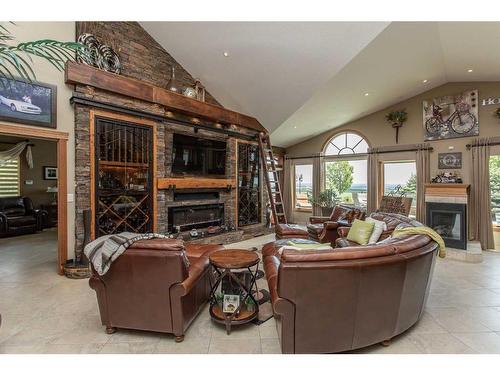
[367,148,380,214]
[283,158,295,222]
[470,138,494,250]
[416,144,431,223]
[312,154,324,216]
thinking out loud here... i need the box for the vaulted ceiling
[141,21,500,148]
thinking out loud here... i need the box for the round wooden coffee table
[208,249,260,334]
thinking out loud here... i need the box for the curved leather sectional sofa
[263,213,439,354]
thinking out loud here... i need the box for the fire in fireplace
[426,202,467,250]
[168,203,224,233]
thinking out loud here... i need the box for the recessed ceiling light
[423,79,428,83]
[223,51,229,57]
[467,68,473,73]
[293,126,297,129]
[364,93,370,97]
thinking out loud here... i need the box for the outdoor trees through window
[490,155,500,225]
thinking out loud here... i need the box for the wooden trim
[66,62,266,133]
[157,177,235,190]
[89,111,96,240]
[424,183,470,198]
[0,123,68,140]
[89,109,158,237]
[0,122,69,275]
[57,139,68,274]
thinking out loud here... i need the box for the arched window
[322,132,369,208]
[324,132,369,155]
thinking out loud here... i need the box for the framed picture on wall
[44,166,58,180]
[0,77,57,128]
[438,152,462,169]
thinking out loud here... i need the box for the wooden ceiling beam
[65,62,267,133]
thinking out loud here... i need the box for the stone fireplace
[168,203,224,232]
[424,183,470,250]
[426,202,467,249]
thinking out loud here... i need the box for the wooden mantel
[65,61,266,133]
[424,183,470,204]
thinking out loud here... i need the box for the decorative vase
[166,66,180,93]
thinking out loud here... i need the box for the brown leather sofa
[0,196,47,237]
[307,204,365,243]
[263,213,439,354]
[89,238,223,342]
[336,212,420,247]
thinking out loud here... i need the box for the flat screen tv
[172,133,227,176]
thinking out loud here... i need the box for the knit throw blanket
[392,226,446,258]
[84,232,169,276]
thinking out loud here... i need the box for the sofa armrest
[337,227,351,238]
[0,212,8,233]
[323,221,340,231]
[176,265,209,296]
[309,216,330,224]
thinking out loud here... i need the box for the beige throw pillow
[366,217,387,244]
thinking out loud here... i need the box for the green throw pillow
[346,219,375,245]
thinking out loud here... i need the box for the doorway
[0,123,68,274]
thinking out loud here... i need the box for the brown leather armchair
[89,238,223,342]
[306,205,365,243]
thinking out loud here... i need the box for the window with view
[383,161,417,217]
[0,158,20,197]
[323,132,369,207]
[490,155,500,225]
[294,164,312,210]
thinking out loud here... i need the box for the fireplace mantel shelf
[158,177,236,190]
[424,183,470,204]
[65,62,266,134]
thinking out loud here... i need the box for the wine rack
[95,117,153,236]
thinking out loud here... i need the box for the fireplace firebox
[168,203,224,233]
[426,202,467,250]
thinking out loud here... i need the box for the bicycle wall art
[423,89,479,141]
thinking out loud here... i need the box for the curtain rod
[466,142,500,149]
[285,146,433,160]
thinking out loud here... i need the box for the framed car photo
[0,77,57,128]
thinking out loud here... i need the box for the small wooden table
[208,249,260,334]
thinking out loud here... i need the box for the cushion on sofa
[346,219,375,245]
[366,217,387,244]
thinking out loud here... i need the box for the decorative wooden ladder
[258,133,287,224]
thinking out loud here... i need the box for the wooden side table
[208,249,260,334]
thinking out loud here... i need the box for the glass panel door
[95,118,153,236]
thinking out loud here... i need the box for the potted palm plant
[308,189,340,216]
[385,109,408,144]
[0,23,88,82]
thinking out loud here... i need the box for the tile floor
[1,230,500,354]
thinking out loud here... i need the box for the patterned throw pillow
[346,219,375,245]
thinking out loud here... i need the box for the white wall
[0,22,76,259]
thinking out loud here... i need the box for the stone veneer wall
[73,86,264,251]
[75,22,221,107]
[72,22,266,252]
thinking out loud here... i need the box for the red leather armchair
[89,238,223,342]
[306,205,366,243]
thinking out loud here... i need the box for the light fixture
[293,126,297,129]
[364,92,370,97]
[422,79,428,83]
[223,51,229,57]
[467,68,473,73]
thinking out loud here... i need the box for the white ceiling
[141,21,500,148]
[140,22,388,130]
